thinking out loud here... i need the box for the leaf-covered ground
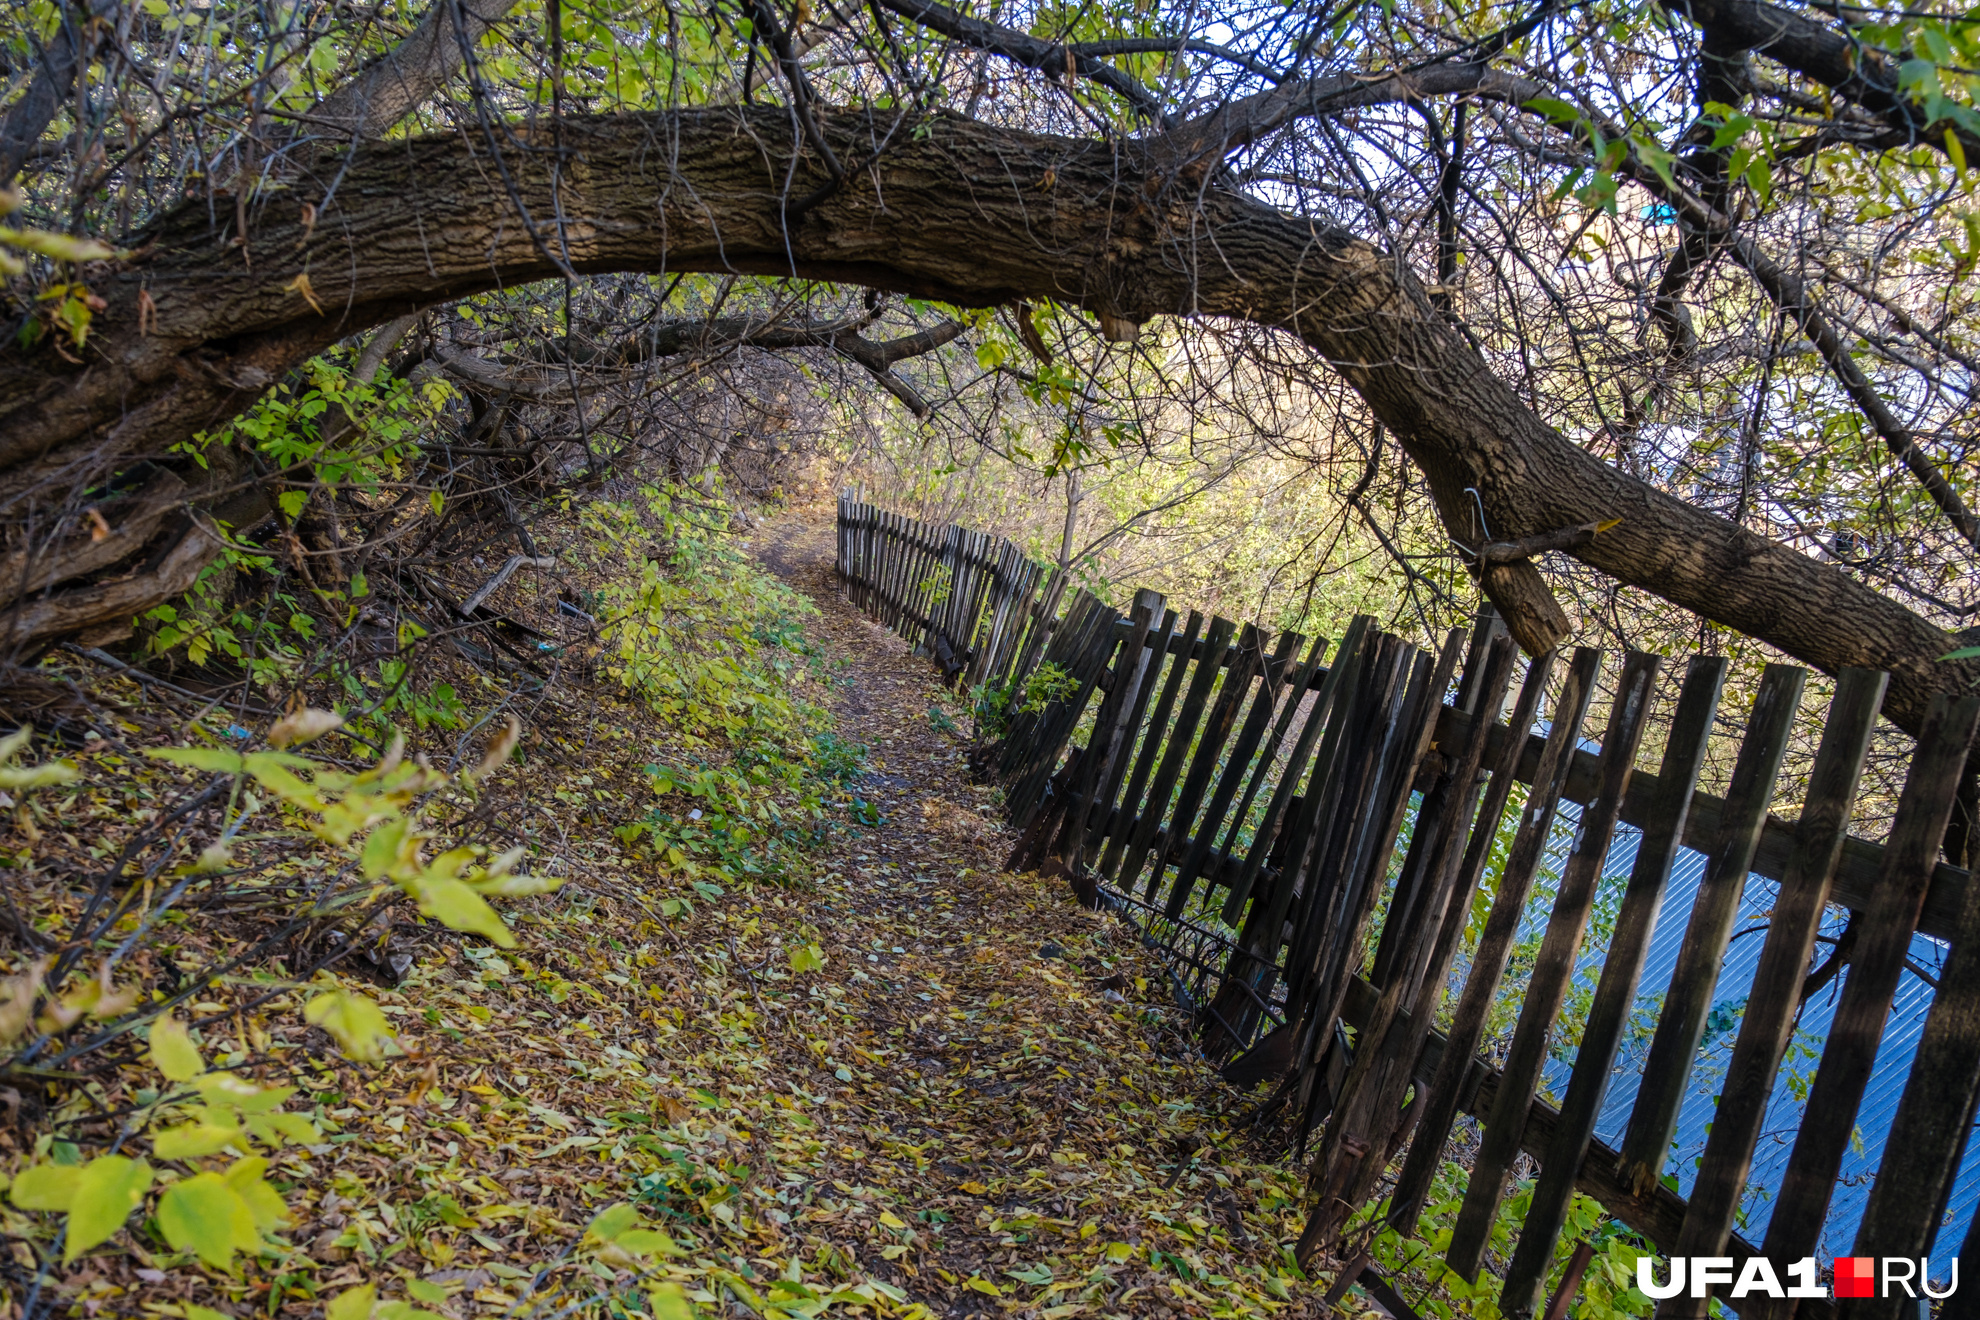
[5,506,1327,1320]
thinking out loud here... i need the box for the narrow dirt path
[744,509,1318,1319]
[108,504,1323,1320]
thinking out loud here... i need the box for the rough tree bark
[0,105,1973,732]
[292,0,526,142]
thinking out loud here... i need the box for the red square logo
[1834,1258,1876,1299]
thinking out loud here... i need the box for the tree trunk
[1,105,1971,732]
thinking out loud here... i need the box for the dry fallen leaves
[0,511,1322,1320]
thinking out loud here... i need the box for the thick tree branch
[0,517,221,649]
[0,470,186,609]
[0,0,121,186]
[431,315,964,415]
[1666,0,1980,163]
[1152,64,1547,176]
[0,106,1972,733]
[1478,519,1612,565]
[291,0,525,143]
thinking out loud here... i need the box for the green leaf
[326,1285,377,1320]
[614,1228,680,1257]
[224,1156,289,1230]
[406,1279,450,1304]
[411,875,516,947]
[10,1162,80,1211]
[278,489,308,520]
[789,942,826,973]
[648,1283,697,1320]
[1941,646,1980,661]
[153,1122,240,1161]
[1006,1264,1053,1285]
[147,746,248,775]
[1745,156,1773,204]
[157,1171,260,1268]
[587,1202,640,1242]
[1522,95,1583,127]
[428,1194,475,1228]
[63,1156,153,1262]
[304,989,397,1061]
[148,1015,204,1082]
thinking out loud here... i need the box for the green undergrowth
[584,488,868,887]
[1344,1165,1656,1320]
[0,487,889,1319]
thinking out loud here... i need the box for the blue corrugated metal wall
[1466,799,1980,1258]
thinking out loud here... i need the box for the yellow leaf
[157,1171,260,1268]
[10,1162,80,1212]
[0,762,77,789]
[410,874,515,947]
[326,1285,377,1320]
[878,1210,907,1229]
[286,272,326,315]
[0,959,49,1044]
[407,1279,450,1304]
[63,1156,152,1262]
[247,1112,319,1146]
[149,1015,203,1082]
[470,715,521,781]
[614,1228,679,1257]
[267,706,341,748]
[360,817,418,881]
[153,1121,241,1161]
[304,989,397,1061]
[587,1204,639,1242]
[647,1283,695,1320]
[0,228,122,262]
[224,1156,290,1230]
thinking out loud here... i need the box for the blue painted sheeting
[1453,797,1976,1257]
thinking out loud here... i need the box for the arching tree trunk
[2,105,1972,732]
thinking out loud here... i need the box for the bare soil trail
[737,507,1322,1318]
[32,504,1320,1320]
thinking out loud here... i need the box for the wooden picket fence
[835,494,1980,1319]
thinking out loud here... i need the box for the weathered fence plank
[1385,646,1603,1240]
[834,497,1980,1313]
[1616,663,1808,1193]
[1445,649,1662,1281]
[1754,694,1980,1303]
[1659,668,1890,1320]
[1123,615,1239,896]
[1499,654,1729,1317]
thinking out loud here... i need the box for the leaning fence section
[834,494,1980,1319]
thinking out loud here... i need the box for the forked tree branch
[291,0,526,142]
[432,316,965,416]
